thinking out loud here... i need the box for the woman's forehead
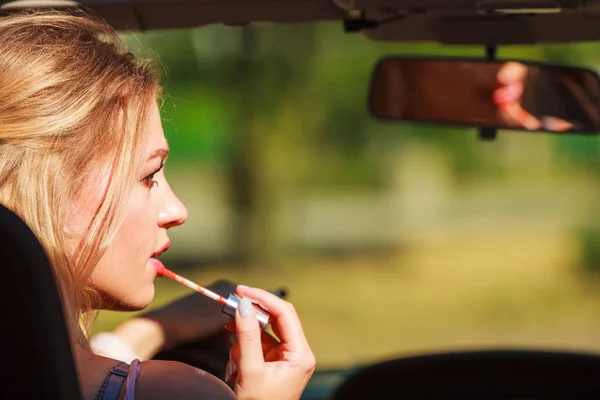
[145,104,168,155]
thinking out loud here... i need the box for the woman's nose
[158,185,188,229]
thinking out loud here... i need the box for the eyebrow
[147,148,169,162]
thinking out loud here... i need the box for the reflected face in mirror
[369,58,600,133]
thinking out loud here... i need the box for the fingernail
[225,361,231,382]
[237,284,249,289]
[239,297,255,318]
[225,360,237,382]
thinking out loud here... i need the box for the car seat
[329,349,600,400]
[0,203,82,399]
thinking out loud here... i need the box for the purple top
[95,359,141,400]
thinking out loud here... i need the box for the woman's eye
[142,174,159,188]
[142,163,164,189]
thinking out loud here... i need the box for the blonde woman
[0,9,315,400]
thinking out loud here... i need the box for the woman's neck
[72,344,125,400]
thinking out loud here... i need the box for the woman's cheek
[119,189,158,253]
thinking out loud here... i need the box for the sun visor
[9,0,345,31]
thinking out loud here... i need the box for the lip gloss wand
[154,263,271,329]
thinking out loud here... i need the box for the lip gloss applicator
[154,263,271,329]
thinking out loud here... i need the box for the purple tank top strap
[124,359,141,400]
[95,359,141,400]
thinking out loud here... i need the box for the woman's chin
[100,287,155,312]
[124,290,155,311]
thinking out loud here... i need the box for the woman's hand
[226,286,316,400]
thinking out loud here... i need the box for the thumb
[235,297,265,377]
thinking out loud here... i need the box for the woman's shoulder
[134,360,236,400]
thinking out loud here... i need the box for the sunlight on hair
[0,10,162,348]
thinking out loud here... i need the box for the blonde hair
[0,9,161,347]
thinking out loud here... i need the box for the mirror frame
[367,55,600,135]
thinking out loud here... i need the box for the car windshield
[95,22,600,372]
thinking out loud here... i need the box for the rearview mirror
[369,57,600,134]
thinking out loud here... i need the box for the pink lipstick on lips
[149,241,170,276]
[152,241,171,258]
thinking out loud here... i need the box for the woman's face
[72,103,188,311]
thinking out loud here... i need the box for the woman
[0,9,315,400]
[494,61,599,132]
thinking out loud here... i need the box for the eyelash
[142,164,163,189]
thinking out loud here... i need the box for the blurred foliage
[121,23,600,266]
[123,24,600,180]
[577,224,600,276]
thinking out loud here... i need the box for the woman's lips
[149,257,165,276]
[150,241,170,277]
[152,241,171,258]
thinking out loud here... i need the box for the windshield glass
[95,22,600,371]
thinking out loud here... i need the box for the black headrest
[0,204,81,399]
[330,349,600,400]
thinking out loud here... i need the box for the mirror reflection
[369,58,600,133]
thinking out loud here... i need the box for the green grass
[94,231,600,369]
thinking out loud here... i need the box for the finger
[235,297,265,376]
[541,116,574,131]
[236,286,308,348]
[230,346,277,368]
[227,313,281,338]
[229,335,278,364]
[501,103,542,130]
[226,328,276,349]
